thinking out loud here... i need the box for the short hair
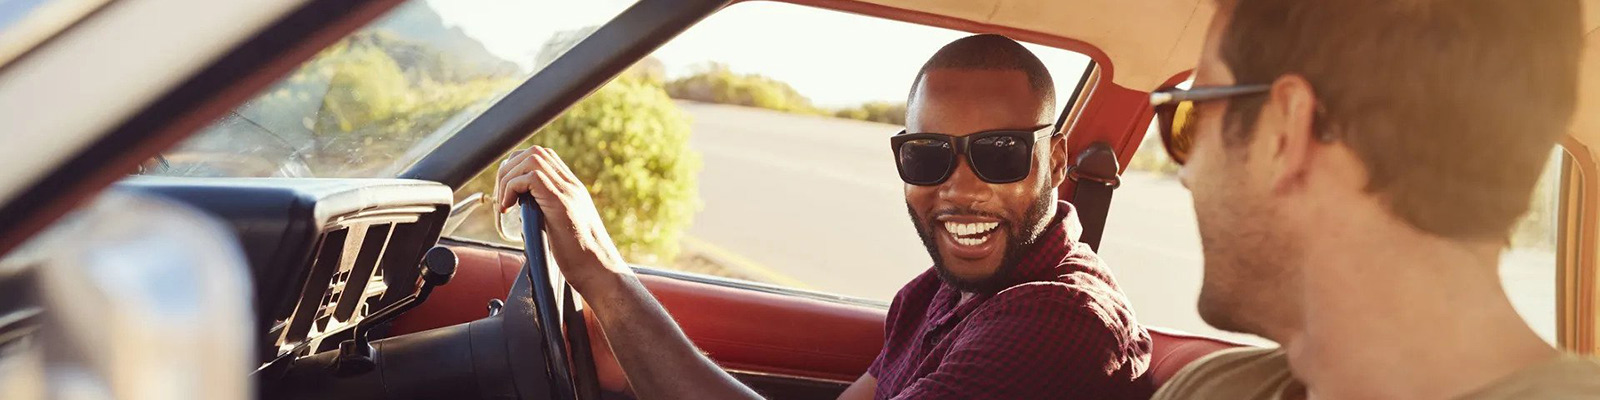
[908,34,1055,113]
[1218,0,1583,241]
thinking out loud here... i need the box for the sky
[427,0,1091,109]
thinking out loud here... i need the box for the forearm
[580,269,762,400]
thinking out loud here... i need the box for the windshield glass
[145,0,636,178]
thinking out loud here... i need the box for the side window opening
[449,1,1092,302]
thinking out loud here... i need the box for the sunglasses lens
[970,134,1032,183]
[897,138,955,185]
[1159,100,1198,165]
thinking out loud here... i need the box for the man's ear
[1049,133,1069,188]
[1266,74,1318,194]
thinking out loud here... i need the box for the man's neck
[1284,212,1557,399]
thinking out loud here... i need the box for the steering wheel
[501,194,601,400]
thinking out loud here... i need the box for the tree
[664,62,820,114]
[460,76,700,265]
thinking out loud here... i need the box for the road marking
[680,236,814,289]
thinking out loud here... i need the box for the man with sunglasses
[497,34,1153,399]
[1151,1,1600,399]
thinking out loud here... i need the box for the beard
[907,181,1057,294]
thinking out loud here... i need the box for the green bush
[1125,126,1180,175]
[833,101,907,125]
[665,63,820,114]
[460,77,700,265]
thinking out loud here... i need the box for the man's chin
[934,260,1003,293]
[1197,288,1260,336]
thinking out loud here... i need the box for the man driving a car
[496,34,1154,399]
[1151,0,1600,398]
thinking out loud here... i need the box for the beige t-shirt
[1152,347,1600,400]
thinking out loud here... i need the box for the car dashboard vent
[274,205,439,356]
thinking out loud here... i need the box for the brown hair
[1219,0,1583,241]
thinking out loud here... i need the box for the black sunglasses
[1149,84,1271,165]
[890,124,1057,186]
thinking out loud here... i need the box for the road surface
[678,101,1556,346]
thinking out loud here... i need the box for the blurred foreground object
[0,190,254,399]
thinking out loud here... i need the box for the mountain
[369,1,521,81]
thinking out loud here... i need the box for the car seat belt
[1069,141,1120,251]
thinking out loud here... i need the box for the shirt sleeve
[866,284,908,380]
[890,285,1143,400]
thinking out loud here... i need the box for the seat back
[1147,327,1246,386]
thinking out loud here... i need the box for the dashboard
[116,177,454,363]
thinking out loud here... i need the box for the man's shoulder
[1152,347,1297,400]
[887,268,941,307]
[985,270,1136,322]
[1463,353,1600,399]
[968,277,1150,352]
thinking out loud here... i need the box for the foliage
[665,63,821,114]
[205,31,521,178]
[460,77,700,265]
[1125,127,1180,175]
[833,101,907,125]
[663,62,910,126]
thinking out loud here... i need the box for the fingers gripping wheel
[515,194,600,400]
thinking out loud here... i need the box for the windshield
[145,0,636,178]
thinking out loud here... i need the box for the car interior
[0,0,1596,399]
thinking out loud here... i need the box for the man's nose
[938,157,992,204]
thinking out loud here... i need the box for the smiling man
[497,34,1153,399]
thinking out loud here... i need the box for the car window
[448,1,1093,302]
[139,0,637,178]
[1102,124,1569,345]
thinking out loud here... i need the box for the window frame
[1556,137,1598,354]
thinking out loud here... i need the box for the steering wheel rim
[507,194,600,400]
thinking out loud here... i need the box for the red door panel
[391,243,1242,393]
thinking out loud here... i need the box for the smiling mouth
[942,221,1000,246]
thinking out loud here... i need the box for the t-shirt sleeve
[890,286,1144,399]
[1149,347,1288,400]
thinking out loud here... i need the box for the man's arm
[838,374,876,400]
[498,147,760,400]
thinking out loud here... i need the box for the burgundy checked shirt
[868,202,1154,399]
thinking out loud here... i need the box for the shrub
[460,77,700,265]
[833,101,907,125]
[665,63,819,114]
[1125,126,1180,175]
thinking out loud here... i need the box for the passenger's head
[900,34,1062,293]
[1181,0,1583,336]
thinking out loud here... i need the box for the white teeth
[942,221,1000,246]
[953,235,989,246]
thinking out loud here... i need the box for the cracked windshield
[150,0,1565,345]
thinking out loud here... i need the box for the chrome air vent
[276,205,440,356]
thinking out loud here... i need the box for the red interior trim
[764,0,1114,81]
[396,244,1244,393]
[392,244,884,390]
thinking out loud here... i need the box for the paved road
[679,101,1556,346]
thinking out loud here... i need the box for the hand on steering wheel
[496,146,632,292]
[496,146,615,400]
